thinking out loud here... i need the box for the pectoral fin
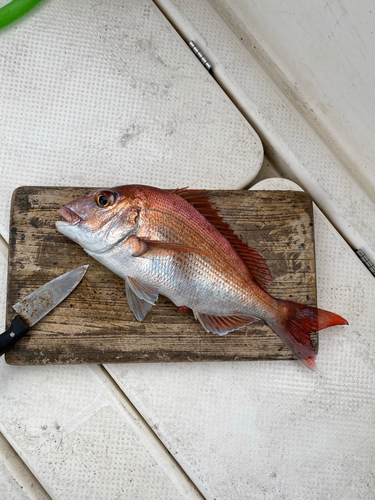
[125,276,159,321]
[125,235,201,259]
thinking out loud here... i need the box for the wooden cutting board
[5,187,317,365]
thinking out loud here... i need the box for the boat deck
[0,1,374,499]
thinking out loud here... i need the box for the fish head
[56,187,140,253]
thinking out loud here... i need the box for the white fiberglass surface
[159,0,375,265]
[0,0,261,497]
[211,0,375,203]
[106,178,375,499]
[0,0,262,243]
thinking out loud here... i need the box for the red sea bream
[56,185,348,371]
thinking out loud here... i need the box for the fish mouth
[58,207,82,226]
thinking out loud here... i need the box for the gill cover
[56,189,139,253]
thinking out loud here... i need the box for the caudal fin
[269,300,348,371]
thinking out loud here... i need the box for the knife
[0,265,89,356]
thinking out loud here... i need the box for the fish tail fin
[269,299,348,371]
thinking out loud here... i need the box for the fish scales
[56,184,348,371]
[134,192,261,315]
[137,188,252,281]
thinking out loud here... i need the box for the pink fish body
[56,185,348,371]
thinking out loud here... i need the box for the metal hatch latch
[355,250,375,277]
[188,41,212,73]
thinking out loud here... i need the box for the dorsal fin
[174,188,272,290]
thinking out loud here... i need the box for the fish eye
[97,195,109,207]
[95,191,116,208]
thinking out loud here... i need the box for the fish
[55,184,348,371]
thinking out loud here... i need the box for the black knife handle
[0,316,30,356]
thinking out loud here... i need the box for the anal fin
[125,276,159,321]
[194,311,259,336]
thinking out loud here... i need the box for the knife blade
[0,265,89,356]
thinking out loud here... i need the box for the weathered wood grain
[5,187,317,365]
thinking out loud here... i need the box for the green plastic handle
[0,0,44,29]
